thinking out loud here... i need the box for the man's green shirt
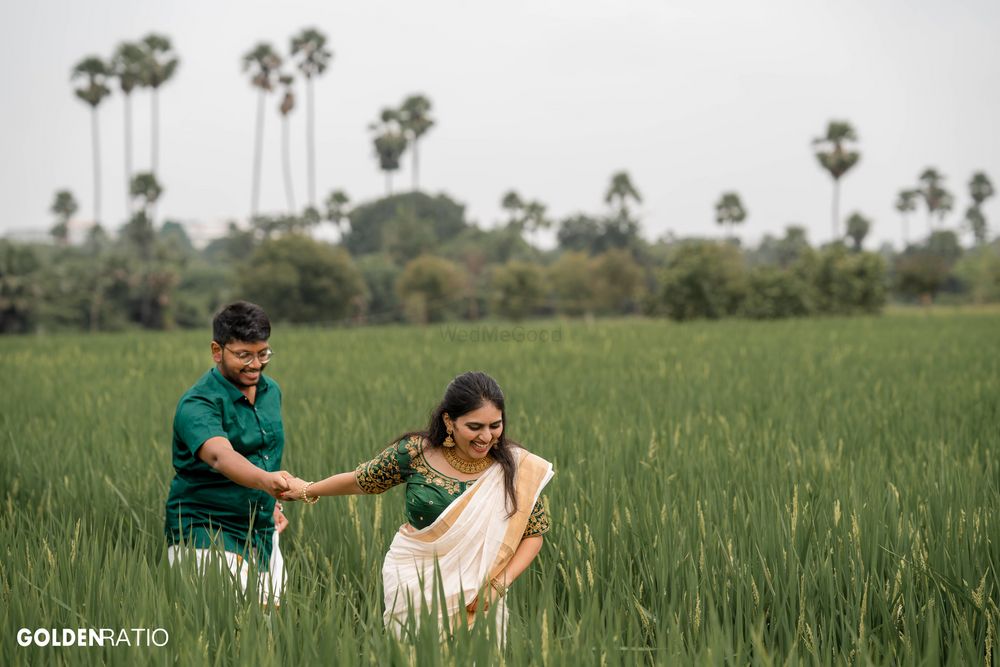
[164,367,284,567]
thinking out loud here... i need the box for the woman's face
[445,402,503,460]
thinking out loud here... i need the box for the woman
[281,371,553,640]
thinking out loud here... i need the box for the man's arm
[197,436,291,498]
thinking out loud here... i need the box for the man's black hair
[212,301,271,344]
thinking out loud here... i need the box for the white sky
[2,0,999,249]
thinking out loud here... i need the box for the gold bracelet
[301,481,319,505]
[490,578,508,598]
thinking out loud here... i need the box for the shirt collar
[210,367,270,403]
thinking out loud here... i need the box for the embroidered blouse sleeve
[355,439,410,494]
[522,497,550,538]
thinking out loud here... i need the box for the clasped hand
[275,472,310,502]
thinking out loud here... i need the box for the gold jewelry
[443,429,456,448]
[443,446,494,474]
[301,481,319,504]
[490,578,508,598]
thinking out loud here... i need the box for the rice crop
[2,312,998,665]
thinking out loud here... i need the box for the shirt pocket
[267,421,284,450]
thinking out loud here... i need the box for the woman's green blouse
[355,435,550,538]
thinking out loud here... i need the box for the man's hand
[273,503,288,533]
[278,475,310,502]
[261,470,292,499]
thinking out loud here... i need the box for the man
[164,301,292,604]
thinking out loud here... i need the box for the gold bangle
[302,481,319,505]
[490,578,507,598]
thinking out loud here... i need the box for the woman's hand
[278,475,309,502]
[465,586,500,614]
[260,470,293,499]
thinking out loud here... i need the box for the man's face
[211,339,271,388]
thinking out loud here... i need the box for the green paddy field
[2,311,998,665]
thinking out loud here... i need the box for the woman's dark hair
[212,301,271,345]
[395,371,519,515]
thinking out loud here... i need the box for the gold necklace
[443,446,495,475]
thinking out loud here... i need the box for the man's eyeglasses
[222,345,273,366]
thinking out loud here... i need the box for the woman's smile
[470,440,491,454]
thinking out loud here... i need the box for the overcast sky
[2,0,999,249]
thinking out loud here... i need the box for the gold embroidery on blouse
[363,435,552,537]
[523,497,551,537]
[355,444,403,494]
[404,435,464,495]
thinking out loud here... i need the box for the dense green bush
[650,241,886,322]
[239,234,366,324]
[952,242,1000,303]
[0,241,44,333]
[548,251,596,316]
[395,254,465,323]
[490,261,546,321]
[355,253,403,324]
[806,244,886,314]
[741,265,816,319]
[591,248,647,315]
[654,241,747,320]
[343,192,468,256]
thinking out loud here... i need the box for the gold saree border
[488,450,552,580]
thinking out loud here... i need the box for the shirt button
[264,455,269,460]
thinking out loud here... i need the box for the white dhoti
[167,530,286,606]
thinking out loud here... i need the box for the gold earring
[444,429,456,448]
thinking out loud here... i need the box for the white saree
[381,448,554,640]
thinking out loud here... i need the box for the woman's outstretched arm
[282,440,406,501]
[279,471,363,501]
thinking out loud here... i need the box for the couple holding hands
[163,302,553,638]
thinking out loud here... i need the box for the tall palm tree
[918,168,953,233]
[243,43,283,219]
[501,190,525,230]
[111,42,145,216]
[714,191,747,240]
[812,121,860,241]
[139,34,179,176]
[964,206,987,245]
[845,211,871,251]
[604,171,642,220]
[966,172,994,245]
[71,56,112,226]
[522,199,551,247]
[399,94,435,191]
[324,189,350,238]
[969,172,994,207]
[278,74,297,213]
[290,28,332,208]
[126,172,163,327]
[50,190,79,245]
[895,189,919,247]
[369,108,407,195]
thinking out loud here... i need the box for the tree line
[4,31,999,334]
[5,163,999,334]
